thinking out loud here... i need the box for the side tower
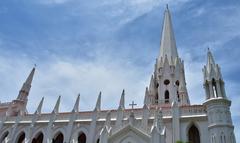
[147,6,190,106]
[203,49,236,143]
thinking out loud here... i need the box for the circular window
[164,79,170,85]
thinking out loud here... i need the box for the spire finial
[52,96,61,114]
[26,67,35,85]
[159,5,178,60]
[118,89,125,110]
[94,92,101,111]
[34,97,44,114]
[72,94,80,112]
[17,67,36,100]
[206,47,216,73]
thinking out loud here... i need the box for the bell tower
[147,6,190,106]
[203,49,236,143]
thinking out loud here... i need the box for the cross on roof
[129,101,137,110]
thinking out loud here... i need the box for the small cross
[129,101,137,109]
[34,64,37,68]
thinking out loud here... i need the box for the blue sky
[0,0,239,141]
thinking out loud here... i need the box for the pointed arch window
[188,124,200,143]
[32,132,44,143]
[53,132,64,143]
[155,93,159,104]
[16,132,25,143]
[212,78,218,97]
[78,132,86,143]
[164,90,169,103]
[0,131,9,143]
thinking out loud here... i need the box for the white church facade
[0,6,236,143]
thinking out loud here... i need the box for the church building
[0,6,236,143]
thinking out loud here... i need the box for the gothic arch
[0,131,9,142]
[72,127,89,142]
[212,78,218,97]
[164,90,169,103]
[155,93,159,104]
[78,132,87,143]
[186,123,200,143]
[32,131,44,143]
[94,129,101,143]
[16,131,26,143]
[52,131,64,143]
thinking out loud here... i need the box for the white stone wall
[0,106,211,143]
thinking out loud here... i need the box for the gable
[108,125,150,143]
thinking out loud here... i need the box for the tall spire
[17,67,35,101]
[159,6,178,60]
[25,67,35,86]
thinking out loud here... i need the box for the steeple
[148,6,189,106]
[17,67,35,101]
[203,48,222,81]
[159,6,178,60]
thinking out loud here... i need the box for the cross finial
[34,64,37,68]
[129,101,137,110]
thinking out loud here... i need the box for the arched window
[177,91,180,102]
[53,132,64,143]
[155,93,159,104]
[32,132,44,143]
[16,132,25,143]
[188,124,200,143]
[0,131,9,142]
[212,78,218,97]
[78,132,86,143]
[164,90,169,103]
[96,138,100,143]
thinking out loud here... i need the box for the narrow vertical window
[164,90,169,103]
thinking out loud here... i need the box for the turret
[203,49,226,99]
[203,49,236,143]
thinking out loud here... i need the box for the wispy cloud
[0,0,239,140]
